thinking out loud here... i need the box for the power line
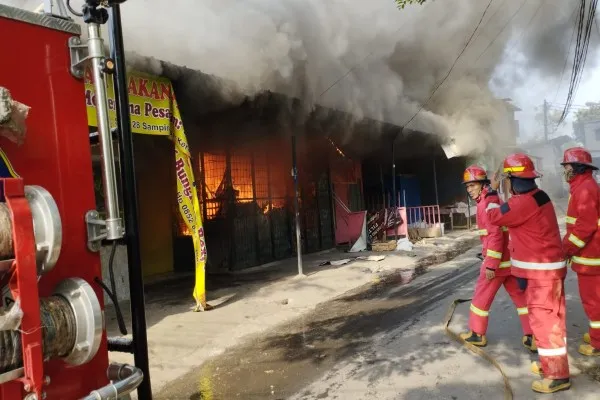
[504,0,545,56]
[559,0,598,124]
[402,0,495,130]
[551,4,579,105]
[474,0,528,65]
[317,3,427,99]
[471,0,509,44]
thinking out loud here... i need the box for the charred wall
[362,130,468,210]
[175,93,336,272]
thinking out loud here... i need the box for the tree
[572,102,600,143]
[395,0,428,8]
[574,102,600,123]
[534,106,565,133]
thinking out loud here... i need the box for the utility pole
[543,99,549,142]
[392,138,396,208]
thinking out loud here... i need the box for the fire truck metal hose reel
[0,185,62,275]
[81,363,144,400]
[0,278,103,376]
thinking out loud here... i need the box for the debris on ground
[319,255,386,266]
[371,240,397,251]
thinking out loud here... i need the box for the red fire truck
[0,1,151,399]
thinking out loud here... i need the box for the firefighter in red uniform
[459,166,534,351]
[560,147,600,357]
[487,153,570,394]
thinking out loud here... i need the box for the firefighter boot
[583,332,591,344]
[578,343,600,356]
[530,361,542,376]
[522,335,537,353]
[459,331,487,347]
[531,378,571,394]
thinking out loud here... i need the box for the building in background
[573,119,600,165]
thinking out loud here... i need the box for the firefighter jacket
[476,187,511,275]
[487,188,566,280]
[563,171,600,275]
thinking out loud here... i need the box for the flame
[173,146,291,238]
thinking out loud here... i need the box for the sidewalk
[105,229,480,394]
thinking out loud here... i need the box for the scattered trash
[395,238,413,251]
[356,255,386,262]
[371,240,397,252]
[330,259,352,266]
[319,255,386,266]
[280,298,291,305]
[264,370,274,374]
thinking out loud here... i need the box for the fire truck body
[0,2,145,399]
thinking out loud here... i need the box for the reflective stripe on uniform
[517,307,528,315]
[486,203,500,211]
[568,233,586,248]
[499,261,511,268]
[590,321,600,329]
[511,259,565,270]
[564,215,600,225]
[470,304,489,317]
[478,229,488,236]
[486,249,502,259]
[571,256,600,266]
[537,347,567,357]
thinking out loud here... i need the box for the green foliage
[395,0,428,9]
[574,102,600,123]
[534,107,564,130]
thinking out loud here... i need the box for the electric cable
[559,0,598,124]
[474,0,528,65]
[551,5,579,106]
[95,242,128,336]
[402,0,495,130]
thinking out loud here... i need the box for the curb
[374,236,480,285]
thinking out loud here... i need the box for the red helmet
[502,153,540,179]
[462,165,488,184]
[561,147,598,170]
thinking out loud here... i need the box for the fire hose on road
[444,298,514,400]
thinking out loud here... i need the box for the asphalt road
[156,246,600,399]
[156,249,482,399]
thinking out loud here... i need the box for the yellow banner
[86,69,207,309]
[84,68,183,136]
[172,102,208,311]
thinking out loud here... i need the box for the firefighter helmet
[462,165,488,184]
[561,147,598,170]
[502,153,540,179]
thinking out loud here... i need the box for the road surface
[156,247,599,399]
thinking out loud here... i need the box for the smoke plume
[2,0,594,159]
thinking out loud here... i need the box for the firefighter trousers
[577,274,600,349]
[528,278,570,380]
[468,268,532,336]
